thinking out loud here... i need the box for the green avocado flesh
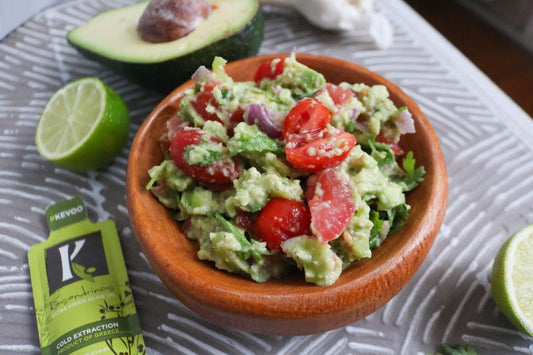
[67,0,263,93]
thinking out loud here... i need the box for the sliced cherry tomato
[253,198,311,252]
[254,58,285,84]
[170,128,240,190]
[285,128,356,172]
[306,168,356,242]
[324,83,353,107]
[282,98,331,140]
[376,131,404,156]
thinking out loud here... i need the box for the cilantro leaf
[399,151,425,191]
[215,213,262,261]
[220,89,230,100]
[366,137,395,167]
[389,203,410,234]
[369,210,385,249]
[436,344,478,355]
[184,143,222,166]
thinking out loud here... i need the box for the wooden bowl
[126,53,448,335]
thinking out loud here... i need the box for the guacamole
[147,54,424,286]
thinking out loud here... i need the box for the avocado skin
[68,10,264,94]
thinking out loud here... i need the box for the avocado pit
[137,0,211,43]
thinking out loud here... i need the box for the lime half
[35,77,130,171]
[491,224,533,336]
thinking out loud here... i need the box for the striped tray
[1,0,532,353]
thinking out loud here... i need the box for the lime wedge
[491,224,533,336]
[35,77,130,171]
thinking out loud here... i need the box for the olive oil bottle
[28,197,145,354]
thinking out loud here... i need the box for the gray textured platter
[1,0,533,354]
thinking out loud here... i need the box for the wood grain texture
[126,53,448,335]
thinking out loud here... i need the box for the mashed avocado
[148,54,424,286]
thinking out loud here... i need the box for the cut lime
[491,224,533,336]
[35,77,130,171]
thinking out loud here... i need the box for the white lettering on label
[53,205,84,222]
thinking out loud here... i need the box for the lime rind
[492,224,533,336]
[35,76,129,171]
[36,77,106,160]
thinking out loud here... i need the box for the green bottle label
[29,197,145,355]
[46,196,87,231]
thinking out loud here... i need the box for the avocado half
[67,0,263,93]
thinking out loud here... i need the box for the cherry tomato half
[324,83,353,107]
[254,58,285,84]
[253,198,311,252]
[306,168,356,242]
[282,98,331,140]
[170,128,240,190]
[285,128,356,172]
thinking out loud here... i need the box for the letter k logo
[58,239,86,282]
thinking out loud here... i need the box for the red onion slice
[395,108,416,134]
[166,115,188,141]
[349,108,360,121]
[191,65,212,84]
[246,104,282,139]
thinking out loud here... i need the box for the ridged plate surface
[0,0,532,353]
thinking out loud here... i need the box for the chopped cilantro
[435,344,478,355]
[220,89,232,100]
[215,213,261,261]
[366,137,395,167]
[369,210,385,249]
[184,144,222,166]
[398,151,425,191]
[389,203,410,234]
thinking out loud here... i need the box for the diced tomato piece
[376,131,404,156]
[254,58,285,84]
[228,106,245,132]
[285,128,356,172]
[169,128,240,190]
[306,168,356,242]
[190,80,243,130]
[191,80,220,122]
[282,98,331,140]
[324,83,353,107]
[253,198,311,252]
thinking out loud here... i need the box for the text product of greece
[28,197,145,355]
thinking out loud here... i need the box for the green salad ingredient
[491,224,533,336]
[35,77,129,171]
[147,54,424,286]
